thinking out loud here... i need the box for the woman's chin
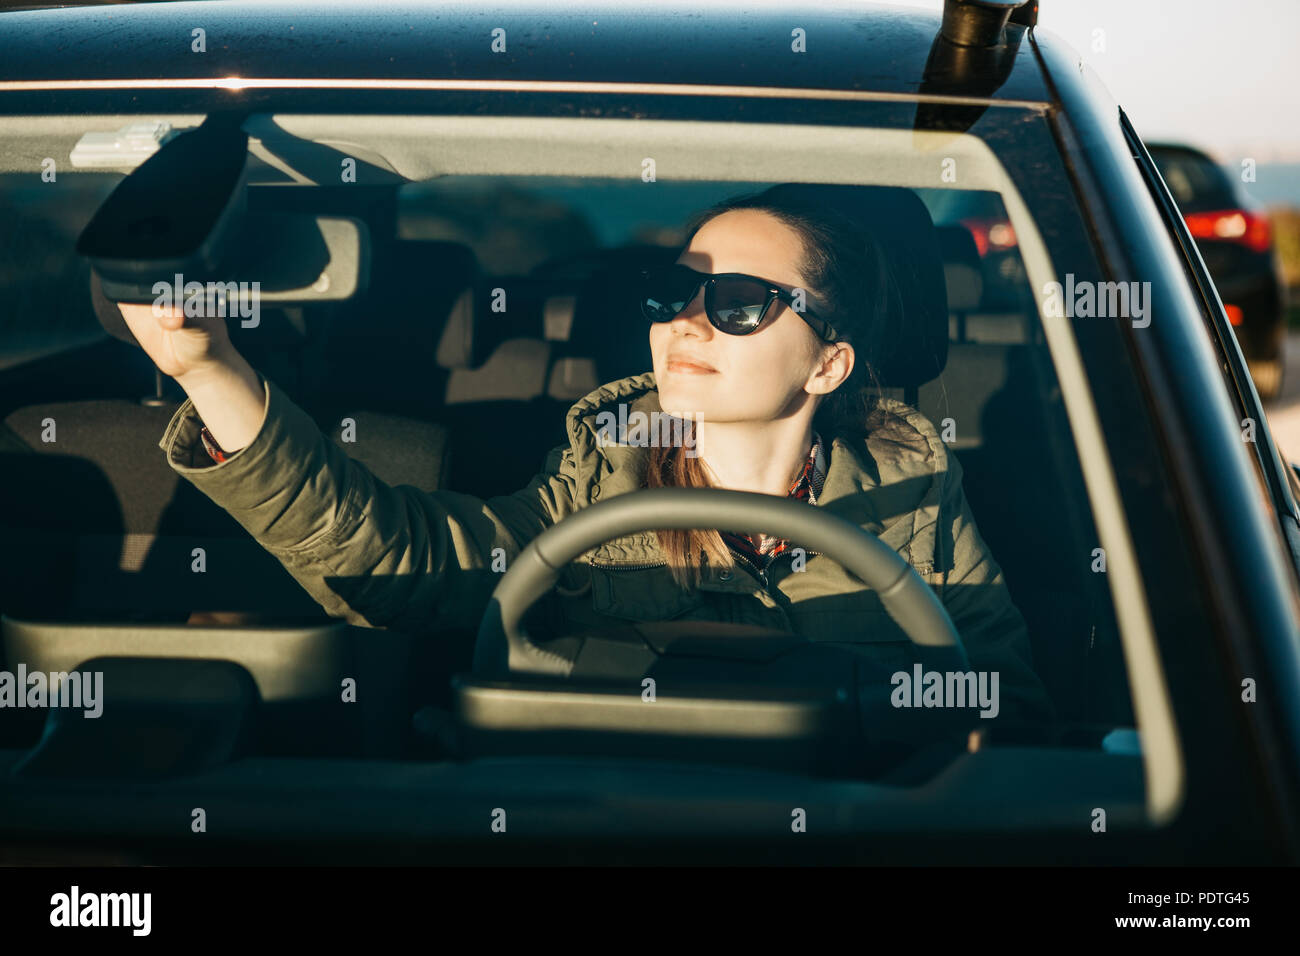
[658,404,703,421]
[655,387,707,421]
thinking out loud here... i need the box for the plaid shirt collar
[720,431,827,571]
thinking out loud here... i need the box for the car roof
[0,0,1053,105]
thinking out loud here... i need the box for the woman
[120,183,1055,726]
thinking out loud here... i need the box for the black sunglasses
[638,264,839,342]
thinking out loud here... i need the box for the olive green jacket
[160,370,1054,723]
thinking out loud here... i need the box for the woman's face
[649,208,852,423]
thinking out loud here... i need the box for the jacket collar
[563,373,946,573]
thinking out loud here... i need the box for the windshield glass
[0,108,1158,843]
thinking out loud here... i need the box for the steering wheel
[472,488,966,678]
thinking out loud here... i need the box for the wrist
[176,353,268,453]
[173,344,246,394]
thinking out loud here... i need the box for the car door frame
[1122,111,1300,578]
[1042,46,1300,869]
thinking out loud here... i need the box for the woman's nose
[670,286,711,335]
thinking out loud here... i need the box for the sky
[879,0,1300,163]
[694,0,1299,162]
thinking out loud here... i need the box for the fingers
[117,301,191,332]
[155,304,186,332]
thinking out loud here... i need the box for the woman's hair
[645,184,899,589]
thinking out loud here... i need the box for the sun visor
[77,113,370,306]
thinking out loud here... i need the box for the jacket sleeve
[159,371,581,633]
[935,450,1057,727]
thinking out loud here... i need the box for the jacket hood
[563,370,662,493]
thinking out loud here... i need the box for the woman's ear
[806,341,855,396]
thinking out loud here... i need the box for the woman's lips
[666,357,717,374]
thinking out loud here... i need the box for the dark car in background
[929,190,1031,314]
[0,0,1297,868]
[1147,142,1289,399]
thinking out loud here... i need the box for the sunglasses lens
[639,268,775,335]
[708,276,770,333]
[640,266,697,323]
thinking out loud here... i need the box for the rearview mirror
[93,212,371,306]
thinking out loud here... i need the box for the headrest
[316,239,477,416]
[565,244,676,384]
[936,225,983,313]
[438,273,577,373]
[329,238,477,364]
[755,184,949,391]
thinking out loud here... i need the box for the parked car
[0,0,1296,865]
[1146,142,1289,400]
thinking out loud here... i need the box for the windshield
[0,107,1160,849]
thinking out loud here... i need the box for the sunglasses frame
[639,264,840,342]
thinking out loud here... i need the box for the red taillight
[958,217,1017,258]
[1184,209,1272,253]
[1224,303,1244,326]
